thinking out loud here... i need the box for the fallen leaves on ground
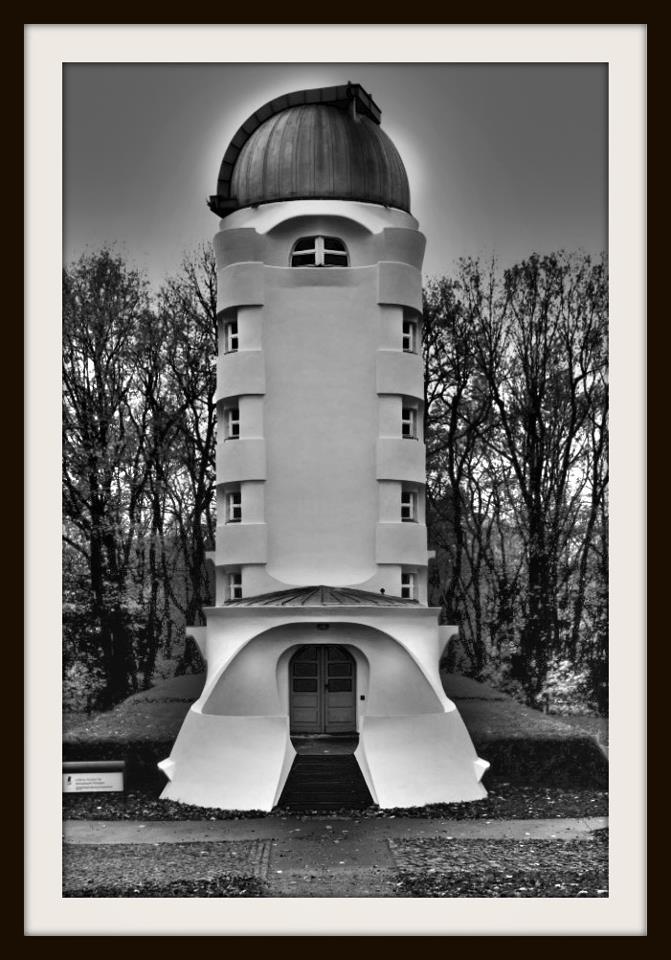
[390,832,608,897]
[64,781,607,821]
[64,875,268,898]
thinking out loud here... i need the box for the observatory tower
[159,84,488,809]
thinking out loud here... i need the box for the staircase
[277,754,374,810]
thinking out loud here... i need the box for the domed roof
[209,83,410,217]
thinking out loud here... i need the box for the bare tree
[62,249,153,705]
[156,245,218,672]
[424,253,608,705]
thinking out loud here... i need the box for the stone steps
[278,755,374,810]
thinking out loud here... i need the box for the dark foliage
[63,247,217,709]
[424,254,608,709]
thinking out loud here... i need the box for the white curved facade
[213,200,429,598]
[160,197,489,810]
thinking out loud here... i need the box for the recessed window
[401,489,417,522]
[225,405,240,439]
[224,319,238,353]
[226,489,241,523]
[401,572,416,600]
[403,318,418,353]
[228,571,242,600]
[291,236,348,268]
[401,406,417,439]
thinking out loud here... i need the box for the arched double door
[289,645,356,734]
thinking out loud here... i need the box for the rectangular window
[228,571,242,600]
[402,406,417,439]
[401,572,416,600]
[226,489,241,523]
[224,319,238,353]
[401,489,417,522]
[225,405,240,439]
[402,318,417,353]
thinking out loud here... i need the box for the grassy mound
[63,672,607,789]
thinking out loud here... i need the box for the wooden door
[290,645,356,734]
[289,645,321,733]
[323,645,356,733]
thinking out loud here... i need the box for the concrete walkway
[63,815,607,897]
[64,816,607,845]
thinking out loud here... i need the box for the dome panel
[209,84,411,217]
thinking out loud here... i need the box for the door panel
[289,646,321,732]
[324,646,356,733]
[290,645,357,734]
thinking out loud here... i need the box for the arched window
[291,236,349,267]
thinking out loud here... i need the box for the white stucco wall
[216,437,266,484]
[162,202,488,810]
[377,304,404,350]
[218,199,421,238]
[212,200,430,597]
[161,609,488,810]
[263,268,380,585]
[217,349,265,401]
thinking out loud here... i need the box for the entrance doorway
[289,645,357,734]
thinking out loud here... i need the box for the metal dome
[209,83,410,217]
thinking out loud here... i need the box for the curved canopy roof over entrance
[208,83,410,218]
[223,584,419,607]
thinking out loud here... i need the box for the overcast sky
[63,62,607,287]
